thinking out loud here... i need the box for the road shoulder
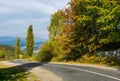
[50,62,120,72]
[2,61,63,81]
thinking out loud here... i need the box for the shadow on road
[0,62,47,81]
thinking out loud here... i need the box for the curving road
[38,63,120,81]
[8,60,120,81]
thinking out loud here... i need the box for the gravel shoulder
[2,61,63,81]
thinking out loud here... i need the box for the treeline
[15,25,34,59]
[0,25,34,60]
[0,42,25,60]
[0,44,15,60]
[36,0,120,65]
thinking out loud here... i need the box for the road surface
[8,60,120,81]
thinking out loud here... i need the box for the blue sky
[0,0,70,40]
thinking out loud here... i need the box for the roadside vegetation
[0,62,36,81]
[0,44,16,60]
[0,25,34,61]
[0,1,120,80]
[0,44,25,61]
[0,25,35,80]
[36,0,120,66]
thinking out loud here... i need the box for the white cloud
[0,0,70,15]
[0,0,70,40]
[0,18,50,25]
[0,6,12,14]
[4,19,27,25]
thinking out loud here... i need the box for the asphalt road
[38,63,120,81]
[8,60,120,81]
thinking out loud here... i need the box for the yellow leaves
[89,35,96,42]
[54,35,72,43]
[62,26,73,35]
[99,32,120,44]
[100,24,114,31]
[79,15,91,21]
[97,15,114,24]
[106,15,115,20]
[47,0,120,61]
[99,38,110,44]
[87,5,99,10]
[76,15,92,27]
[0,50,4,54]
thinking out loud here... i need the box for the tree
[37,0,120,62]
[69,0,120,54]
[15,37,20,59]
[48,10,74,61]
[36,41,53,62]
[26,25,34,57]
[0,44,15,60]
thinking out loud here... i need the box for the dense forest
[37,0,120,65]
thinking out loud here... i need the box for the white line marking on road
[46,64,120,81]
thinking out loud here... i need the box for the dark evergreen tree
[26,25,34,57]
[15,37,20,59]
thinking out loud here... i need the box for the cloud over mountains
[0,0,70,40]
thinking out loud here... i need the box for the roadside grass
[25,55,38,62]
[50,55,120,68]
[0,62,39,81]
[78,55,120,67]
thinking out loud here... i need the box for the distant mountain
[0,36,46,51]
[0,36,17,46]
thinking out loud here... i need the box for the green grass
[0,62,39,81]
[76,55,120,68]
[0,63,26,81]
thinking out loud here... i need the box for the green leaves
[26,25,34,57]
[37,0,120,62]
[0,44,15,60]
[36,41,54,62]
[15,37,20,59]
[76,15,92,27]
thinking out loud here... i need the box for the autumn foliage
[37,0,120,63]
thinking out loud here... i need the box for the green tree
[15,37,20,59]
[37,0,120,62]
[48,10,74,61]
[26,25,34,57]
[69,0,120,54]
[36,41,53,62]
[0,44,15,60]
[0,50,5,58]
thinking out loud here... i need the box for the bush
[78,54,120,66]
[104,56,120,65]
[51,57,66,62]
[36,51,53,62]
[36,41,53,62]
[78,54,106,64]
[0,51,5,58]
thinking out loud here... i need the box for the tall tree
[26,25,34,57]
[15,37,20,59]
[69,0,120,54]
[48,10,74,61]
[37,0,120,62]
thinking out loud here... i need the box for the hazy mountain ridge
[0,36,45,50]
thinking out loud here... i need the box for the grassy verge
[0,62,38,81]
[50,55,120,68]
[64,55,119,68]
